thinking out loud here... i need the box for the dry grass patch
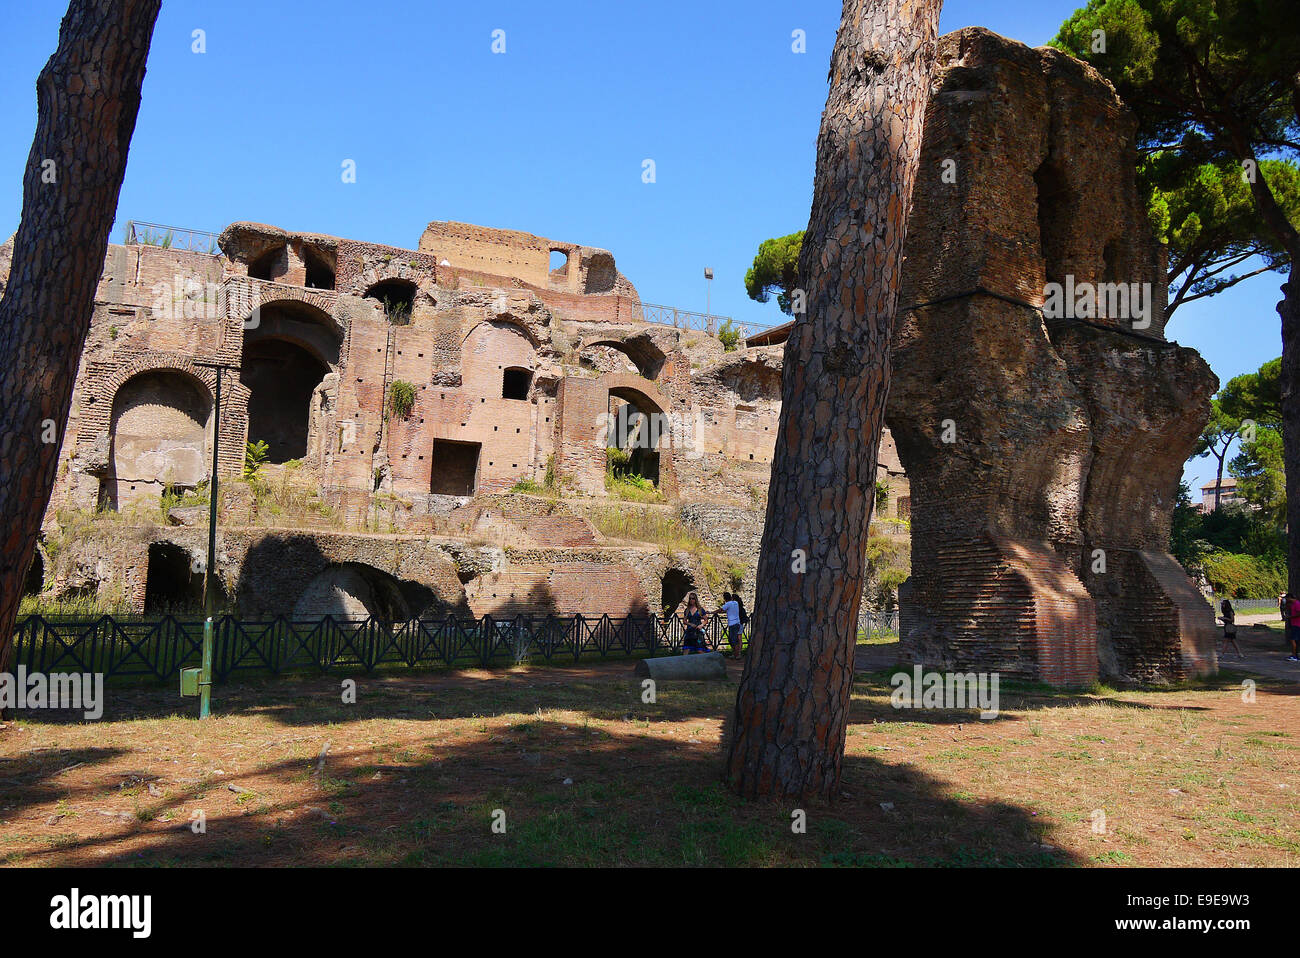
[0,664,1295,867]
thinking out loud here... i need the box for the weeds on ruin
[588,506,702,551]
[382,296,411,326]
[388,380,416,419]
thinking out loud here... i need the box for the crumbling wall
[886,28,1217,686]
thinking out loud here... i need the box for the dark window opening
[304,248,337,290]
[365,279,417,325]
[144,543,213,614]
[1033,159,1070,290]
[241,339,328,464]
[430,440,481,496]
[247,247,282,281]
[22,551,44,596]
[503,367,532,400]
[661,569,694,615]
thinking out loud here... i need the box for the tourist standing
[721,592,742,658]
[681,593,709,654]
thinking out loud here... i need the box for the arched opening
[549,249,569,281]
[661,569,694,614]
[144,543,206,614]
[365,279,417,325]
[293,562,434,624]
[608,387,664,487]
[247,246,283,281]
[106,369,213,510]
[580,338,666,380]
[241,339,329,464]
[304,246,337,291]
[242,301,338,465]
[502,367,532,400]
[22,550,44,596]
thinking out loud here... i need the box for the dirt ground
[2,637,1298,867]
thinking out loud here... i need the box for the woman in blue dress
[680,593,710,654]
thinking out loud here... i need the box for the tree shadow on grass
[5,718,1083,869]
[0,746,130,826]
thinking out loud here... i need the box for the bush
[717,318,741,352]
[1200,551,1287,599]
[389,380,416,419]
[243,440,269,480]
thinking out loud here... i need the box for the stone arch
[461,314,541,350]
[103,367,214,510]
[579,335,667,381]
[462,319,539,398]
[83,355,250,483]
[602,374,677,497]
[242,299,341,464]
[660,567,695,614]
[363,278,417,323]
[293,561,438,624]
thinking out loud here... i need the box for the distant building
[1199,476,1246,512]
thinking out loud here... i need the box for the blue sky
[0,0,1285,495]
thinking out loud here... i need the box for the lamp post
[193,359,241,615]
[704,267,714,335]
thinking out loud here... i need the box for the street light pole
[194,359,240,615]
[704,267,714,335]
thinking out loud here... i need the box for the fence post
[198,617,213,719]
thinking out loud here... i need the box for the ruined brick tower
[887,28,1219,686]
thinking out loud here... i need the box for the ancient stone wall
[886,28,1217,685]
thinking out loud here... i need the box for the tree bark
[1229,135,1300,592]
[724,0,942,802]
[0,0,161,674]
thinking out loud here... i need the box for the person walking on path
[1219,598,1242,658]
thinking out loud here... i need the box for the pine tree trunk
[1279,262,1300,593]
[0,0,161,675]
[724,0,943,802]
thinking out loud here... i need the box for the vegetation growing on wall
[389,380,416,419]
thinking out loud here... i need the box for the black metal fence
[10,609,902,685]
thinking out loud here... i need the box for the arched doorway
[608,385,667,487]
[242,302,339,464]
[22,550,44,596]
[661,568,694,615]
[293,562,435,624]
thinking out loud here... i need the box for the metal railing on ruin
[123,220,222,255]
[10,610,900,685]
[638,303,773,340]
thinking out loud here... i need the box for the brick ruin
[2,27,1217,686]
[3,212,908,624]
[886,28,1218,686]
